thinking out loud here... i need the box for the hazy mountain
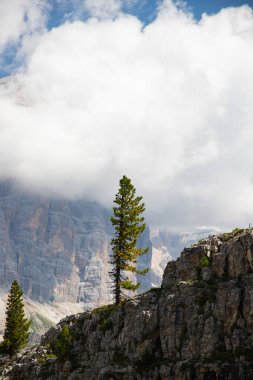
[0,182,152,337]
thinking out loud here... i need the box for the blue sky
[1,0,253,77]
[48,0,253,27]
[180,0,253,20]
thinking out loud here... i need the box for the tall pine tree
[110,175,149,304]
[1,281,31,355]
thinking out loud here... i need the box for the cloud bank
[0,0,253,229]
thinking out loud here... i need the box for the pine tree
[1,281,31,355]
[110,175,149,304]
[54,324,72,360]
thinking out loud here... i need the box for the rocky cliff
[0,181,113,307]
[0,181,216,344]
[0,182,153,308]
[150,227,217,287]
[2,228,253,379]
[0,181,213,308]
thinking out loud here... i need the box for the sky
[0,0,253,230]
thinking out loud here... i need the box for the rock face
[0,181,214,310]
[0,182,153,311]
[0,182,114,307]
[150,227,217,287]
[2,229,253,379]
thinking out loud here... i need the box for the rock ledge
[2,229,253,379]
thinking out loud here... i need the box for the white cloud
[82,0,145,19]
[0,0,48,68]
[0,1,253,230]
[83,0,123,19]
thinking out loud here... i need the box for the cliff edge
[2,228,253,379]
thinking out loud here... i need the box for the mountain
[0,181,216,341]
[0,182,153,338]
[2,228,253,379]
[0,181,113,307]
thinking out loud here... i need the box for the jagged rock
[2,229,253,379]
[149,227,217,287]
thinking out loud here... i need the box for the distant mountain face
[0,182,112,307]
[0,182,154,310]
[0,181,216,318]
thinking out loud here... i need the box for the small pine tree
[110,175,149,304]
[1,281,31,355]
[54,324,71,360]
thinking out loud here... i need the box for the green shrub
[223,228,243,242]
[232,228,243,235]
[99,317,112,332]
[199,256,210,267]
[37,353,56,364]
[52,324,71,360]
[92,303,121,317]
[186,279,195,285]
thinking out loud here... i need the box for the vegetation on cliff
[51,324,71,360]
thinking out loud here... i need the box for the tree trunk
[115,255,121,304]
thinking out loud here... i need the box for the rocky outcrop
[2,229,253,379]
[150,227,217,287]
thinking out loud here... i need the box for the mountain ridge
[2,228,253,379]
[0,180,216,341]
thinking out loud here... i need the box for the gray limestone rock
[0,182,113,306]
[3,229,253,379]
[0,182,154,311]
